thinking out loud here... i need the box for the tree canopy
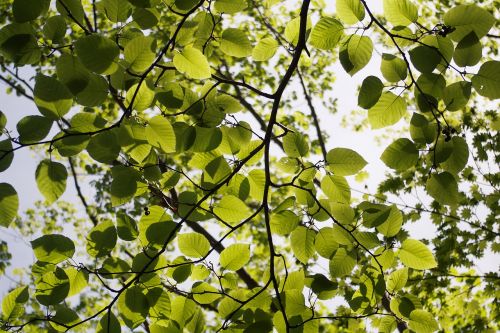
[0,0,499,332]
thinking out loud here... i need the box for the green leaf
[309,17,344,50]
[285,16,312,46]
[214,0,247,14]
[409,309,439,333]
[118,285,149,329]
[339,34,373,76]
[0,110,6,132]
[16,115,52,144]
[381,54,407,82]
[326,148,367,176]
[35,267,70,306]
[124,36,156,73]
[31,234,75,264]
[444,4,495,42]
[13,0,49,22]
[381,138,419,170]
[173,46,211,79]
[116,211,139,241]
[368,92,407,129]
[220,28,252,58]
[133,8,159,29]
[178,233,210,258]
[0,23,40,65]
[192,282,220,304]
[56,0,85,26]
[321,175,351,204]
[471,61,500,100]
[0,183,18,227]
[336,0,365,24]
[453,33,482,67]
[97,311,121,333]
[291,226,316,264]
[387,268,408,292]
[34,74,73,120]
[441,136,469,174]
[110,165,139,207]
[410,113,437,144]
[75,34,119,74]
[383,0,418,26]
[87,220,117,257]
[213,195,251,226]
[35,160,68,204]
[126,82,155,111]
[65,267,88,297]
[252,37,279,61]
[99,0,133,22]
[443,81,471,111]
[1,286,28,321]
[43,15,67,42]
[315,227,339,259]
[329,248,356,277]
[145,116,176,153]
[50,306,80,331]
[358,76,384,109]
[220,244,250,271]
[270,210,300,235]
[86,131,121,164]
[416,73,446,99]
[283,132,309,158]
[426,172,459,206]
[376,205,403,237]
[409,45,441,73]
[399,239,437,270]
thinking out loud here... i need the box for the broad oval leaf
[220,243,250,271]
[35,267,70,306]
[380,138,419,170]
[283,132,309,158]
[309,17,344,50]
[34,74,73,120]
[220,28,252,58]
[291,226,316,264]
[0,183,18,227]
[1,286,28,321]
[75,34,119,74]
[87,219,117,257]
[336,0,365,24]
[443,4,495,42]
[178,233,210,258]
[339,34,373,76]
[398,239,437,270]
[252,37,279,61]
[383,0,418,26]
[381,54,407,82]
[124,36,156,73]
[16,115,52,144]
[213,195,251,226]
[358,76,384,109]
[173,47,211,79]
[471,60,500,100]
[31,234,75,264]
[35,160,68,204]
[409,309,439,333]
[145,116,176,153]
[326,147,367,176]
[368,92,407,129]
[426,171,459,206]
[329,248,356,277]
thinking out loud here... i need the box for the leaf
[315,227,339,259]
[426,172,459,206]
[0,183,18,227]
[326,148,367,176]
[145,116,176,153]
[443,81,471,111]
[35,160,68,204]
[16,115,53,144]
[213,195,251,226]
[214,0,247,14]
[453,33,482,67]
[441,136,469,174]
[110,165,139,207]
[270,210,300,235]
[376,205,403,237]
[399,239,437,270]
[12,0,49,22]
[34,74,73,120]
[173,46,211,79]
[381,138,419,170]
[220,28,252,57]
[126,82,155,111]
[97,311,121,333]
[283,132,309,158]
[65,267,88,297]
[35,267,70,306]
[381,53,407,82]
[116,211,139,241]
[409,45,441,73]
[118,285,149,329]
[358,76,384,109]
[124,36,156,73]
[285,16,312,46]
[383,0,418,26]
[1,286,28,321]
[471,61,500,100]
[252,37,279,61]
[336,0,365,24]
[99,0,133,22]
[387,268,408,292]
[31,234,75,264]
[368,92,407,129]
[444,4,495,42]
[329,248,356,277]
[178,233,210,258]
[410,113,437,144]
[290,226,316,264]
[0,23,40,65]
[0,110,6,132]
[220,244,250,271]
[43,15,67,42]
[309,17,344,50]
[50,307,80,332]
[339,34,373,76]
[75,34,119,74]
[321,175,351,204]
[86,131,121,164]
[87,220,117,257]
[409,309,439,333]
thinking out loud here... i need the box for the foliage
[0,0,499,332]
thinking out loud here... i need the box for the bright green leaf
[399,239,437,270]
[35,160,67,204]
